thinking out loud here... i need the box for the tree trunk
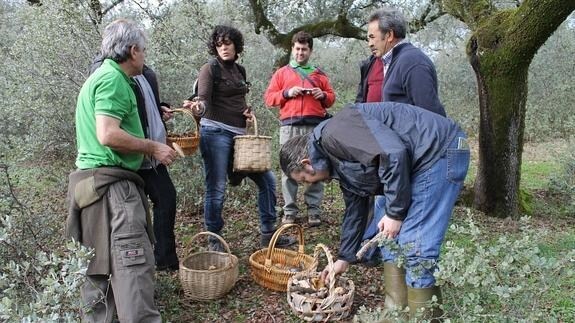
[456,1,575,217]
[468,36,528,217]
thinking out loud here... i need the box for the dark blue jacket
[309,102,461,262]
[355,44,446,117]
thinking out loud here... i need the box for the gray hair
[100,19,146,63]
[279,134,311,178]
[368,8,407,39]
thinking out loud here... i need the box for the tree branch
[409,0,446,33]
[508,0,575,59]
[441,0,493,27]
[248,0,282,44]
[102,0,126,17]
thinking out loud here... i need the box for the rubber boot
[407,286,443,322]
[382,262,408,320]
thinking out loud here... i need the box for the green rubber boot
[382,262,408,320]
[407,286,443,322]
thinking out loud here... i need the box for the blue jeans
[200,125,277,234]
[363,131,470,288]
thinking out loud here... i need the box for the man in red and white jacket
[264,31,336,226]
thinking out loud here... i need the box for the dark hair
[279,134,311,178]
[208,25,244,60]
[368,8,407,39]
[291,31,313,50]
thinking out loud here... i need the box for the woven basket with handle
[166,108,200,156]
[287,244,355,321]
[179,232,239,300]
[249,223,317,292]
[233,114,272,172]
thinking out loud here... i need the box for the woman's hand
[243,107,253,122]
[183,100,205,118]
[319,259,349,284]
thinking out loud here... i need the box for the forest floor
[155,139,574,322]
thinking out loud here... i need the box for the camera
[302,88,313,95]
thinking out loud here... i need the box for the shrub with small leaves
[436,211,575,322]
[1,166,91,321]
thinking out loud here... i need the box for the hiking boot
[208,236,225,252]
[260,232,297,249]
[282,213,296,224]
[308,214,321,227]
[228,172,246,187]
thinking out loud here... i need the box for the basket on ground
[233,114,272,172]
[287,244,355,321]
[249,224,317,291]
[166,108,200,156]
[179,232,239,300]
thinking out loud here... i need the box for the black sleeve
[337,186,370,263]
[142,66,161,109]
[354,64,366,103]
[354,57,372,103]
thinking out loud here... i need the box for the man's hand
[319,259,349,284]
[377,215,403,240]
[287,86,305,98]
[311,87,326,100]
[160,105,173,122]
[151,141,178,166]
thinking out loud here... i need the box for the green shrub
[437,212,575,322]
[547,142,575,216]
[354,210,575,322]
[0,166,91,321]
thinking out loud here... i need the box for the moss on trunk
[453,0,575,217]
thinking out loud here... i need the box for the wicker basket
[179,232,239,300]
[233,114,272,172]
[166,108,200,156]
[249,224,317,292]
[287,244,355,321]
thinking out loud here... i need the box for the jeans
[200,125,277,234]
[363,131,470,288]
[138,165,178,269]
[279,125,324,216]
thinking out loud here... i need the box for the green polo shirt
[75,59,144,171]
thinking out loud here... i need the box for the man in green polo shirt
[67,19,175,322]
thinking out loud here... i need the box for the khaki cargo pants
[81,180,161,323]
[279,124,324,216]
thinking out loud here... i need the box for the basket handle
[247,113,258,136]
[264,223,305,266]
[170,108,200,136]
[313,243,337,293]
[184,231,234,266]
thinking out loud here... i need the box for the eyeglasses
[215,39,233,47]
